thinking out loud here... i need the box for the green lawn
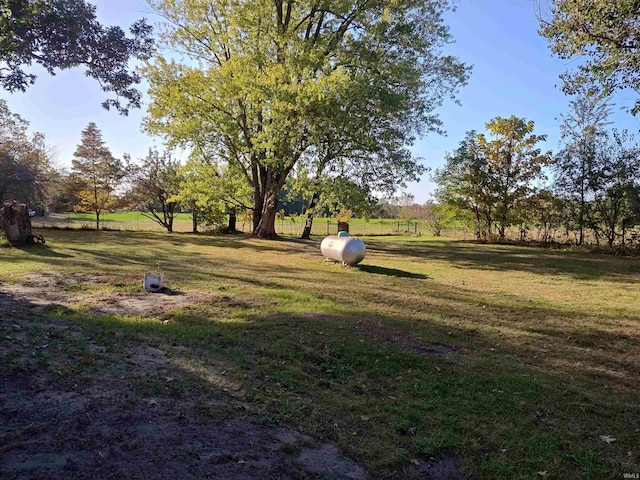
[1,229,639,478]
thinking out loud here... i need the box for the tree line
[0,112,434,235]
[433,96,640,249]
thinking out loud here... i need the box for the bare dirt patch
[0,375,371,479]
[0,273,208,318]
[0,312,372,480]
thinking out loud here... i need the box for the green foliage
[70,123,125,229]
[145,0,470,238]
[434,116,551,240]
[0,0,154,114]
[0,100,53,206]
[539,0,640,113]
[434,131,495,239]
[126,149,182,232]
[590,130,640,247]
[554,90,611,245]
[478,116,551,238]
[172,149,252,232]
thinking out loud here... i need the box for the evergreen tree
[71,123,124,229]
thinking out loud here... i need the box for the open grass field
[30,212,472,238]
[1,229,639,479]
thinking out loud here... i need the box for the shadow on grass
[1,279,637,479]
[32,228,320,255]
[15,244,72,258]
[357,264,429,279]
[365,239,640,282]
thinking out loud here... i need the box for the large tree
[554,90,610,244]
[71,122,124,229]
[0,100,53,206]
[433,131,496,239]
[478,116,551,239]
[144,0,470,238]
[0,0,153,114]
[435,117,551,240]
[538,0,640,113]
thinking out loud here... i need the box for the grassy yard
[1,229,639,479]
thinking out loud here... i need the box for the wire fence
[31,213,474,239]
[31,212,639,245]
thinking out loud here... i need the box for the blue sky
[2,0,639,203]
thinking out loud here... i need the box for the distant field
[31,212,195,232]
[32,212,473,238]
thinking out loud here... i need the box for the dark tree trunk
[192,207,198,233]
[165,204,175,233]
[2,203,32,246]
[300,190,321,239]
[227,209,237,233]
[96,211,100,230]
[252,165,264,233]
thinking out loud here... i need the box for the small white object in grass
[144,273,164,292]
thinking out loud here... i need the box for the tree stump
[1,203,33,246]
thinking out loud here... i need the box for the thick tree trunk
[300,216,314,239]
[164,204,174,233]
[251,161,296,239]
[1,203,32,246]
[253,191,279,239]
[96,211,100,230]
[227,209,237,233]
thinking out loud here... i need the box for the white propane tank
[320,234,366,266]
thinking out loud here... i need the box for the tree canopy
[126,149,182,233]
[554,89,611,244]
[145,0,470,238]
[539,0,640,113]
[0,0,154,114]
[0,100,53,206]
[434,116,551,239]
